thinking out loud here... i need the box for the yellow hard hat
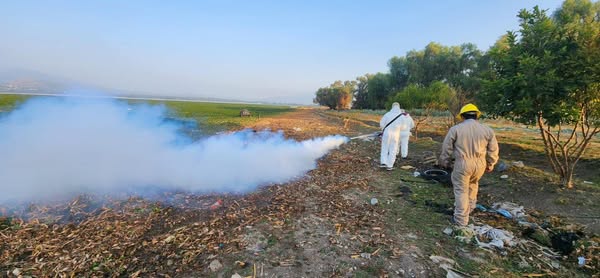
[457,103,481,120]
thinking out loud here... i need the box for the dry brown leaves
[1,140,386,277]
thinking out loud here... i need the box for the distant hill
[0,68,311,106]
[0,78,66,94]
[0,69,68,94]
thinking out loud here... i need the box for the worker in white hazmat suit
[438,103,499,226]
[398,110,415,159]
[379,102,414,170]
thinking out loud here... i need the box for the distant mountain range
[0,78,66,94]
[0,69,313,105]
[0,69,68,94]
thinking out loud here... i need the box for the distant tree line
[314,0,599,188]
[314,41,486,112]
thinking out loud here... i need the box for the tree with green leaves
[388,56,409,92]
[392,42,483,90]
[482,0,600,188]
[352,74,372,109]
[388,42,484,110]
[313,80,356,110]
[388,81,456,137]
[366,73,393,109]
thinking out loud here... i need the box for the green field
[0,94,31,111]
[144,99,293,134]
[0,93,294,134]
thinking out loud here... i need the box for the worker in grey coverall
[438,103,499,226]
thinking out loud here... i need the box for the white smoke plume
[0,97,348,203]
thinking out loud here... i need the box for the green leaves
[387,81,454,111]
[483,0,599,127]
[366,73,392,109]
[481,0,600,187]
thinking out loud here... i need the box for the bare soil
[1,107,598,277]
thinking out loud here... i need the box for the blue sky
[0,0,564,104]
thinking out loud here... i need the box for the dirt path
[247,108,600,275]
[242,108,441,276]
[244,108,599,275]
[247,108,353,140]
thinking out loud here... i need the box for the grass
[375,168,562,277]
[355,258,386,277]
[0,93,32,111]
[352,129,591,277]
[364,136,594,277]
[371,172,490,274]
[158,101,293,134]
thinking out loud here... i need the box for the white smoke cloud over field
[0,98,347,203]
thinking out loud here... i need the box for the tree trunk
[562,165,575,189]
[535,109,599,188]
[536,115,560,174]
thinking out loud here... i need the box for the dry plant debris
[1,141,391,277]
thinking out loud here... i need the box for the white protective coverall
[398,113,415,159]
[439,119,499,226]
[379,103,414,168]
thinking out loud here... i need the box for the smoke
[0,97,347,203]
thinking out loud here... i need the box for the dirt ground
[250,108,600,275]
[246,108,599,276]
[1,107,598,277]
[264,108,600,234]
